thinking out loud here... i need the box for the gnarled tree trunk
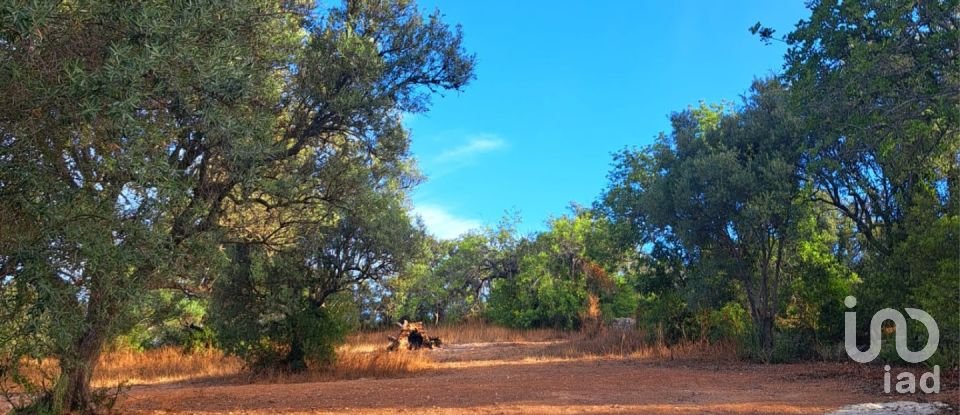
[47,280,119,414]
[57,329,106,413]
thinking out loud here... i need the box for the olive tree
[0,0,473,412]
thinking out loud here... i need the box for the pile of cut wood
[387,320,442,351]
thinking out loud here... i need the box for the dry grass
[5,323,737,393]
[539,328,740,361]
[95,324,736,385]
[97,323,586,385]
[255,350,433,384]
[95,345,434,386]
[1,349,244,393]
[92,347,243,388]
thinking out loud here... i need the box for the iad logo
[844,296,940,394]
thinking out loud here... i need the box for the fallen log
[386,320,443,351]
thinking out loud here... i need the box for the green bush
[907,215,959,368]
[601,278,639,321]
[486,256,587,330]
[214,301,347,372]
[701,302,751,344]
[210,246,349,372]
[636,292,691,344]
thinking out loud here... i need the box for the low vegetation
[0,0,956,414]
[2,323,737,399]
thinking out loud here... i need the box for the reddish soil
[117,342,958,415]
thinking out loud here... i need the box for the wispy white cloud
[434,134,506,163]
[413,204,481,240]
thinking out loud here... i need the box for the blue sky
[406,1,810,239]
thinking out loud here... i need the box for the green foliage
[211,244,348,371]
[0,0,473,410]
[0,0,273,408]
[781,0,958,365]
[784,1,958,259]
[211,185,419,371]
[600,277,639,321]
[486,211,635,330]
[385,214,531,326]
[212,246,350,370]
[636,292,690,344]
[597,0,958,364]
[487,250,587,329]
[604,80,808,356]
[113,291,216,352]
[776,208,859,360]
[389,233,492,323]
[901,213,958,366]
[0,2,954,410]
[710,302,751,343]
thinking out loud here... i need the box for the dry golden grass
[1,349,244,393]
[255,349,434,385]
[92,347,243,388]
[539,328,740,361]
[97,324,736,386]
[5,323,737,393]
[432,322,569,343]
[94,345,435,386]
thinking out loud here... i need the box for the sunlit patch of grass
[539,328,740,361]
[89,344,435,387]
[92,347,243,388]
[331,348,433,378]
[1,348,243,399]
[255,349,434,384]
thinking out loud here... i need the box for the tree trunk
[54,326,106,414]
[44,274,124,414]
[758,313,775,359]
[284,337,307,372]
[742,282,775,361]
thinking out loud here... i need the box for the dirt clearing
[117,341,957,415]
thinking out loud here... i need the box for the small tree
[487,211,623,330]
[211,188,421,371]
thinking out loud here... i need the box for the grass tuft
[93,347,242,387]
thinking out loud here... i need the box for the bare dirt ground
[118,341,959,415]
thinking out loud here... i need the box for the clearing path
[121,341,955,415]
